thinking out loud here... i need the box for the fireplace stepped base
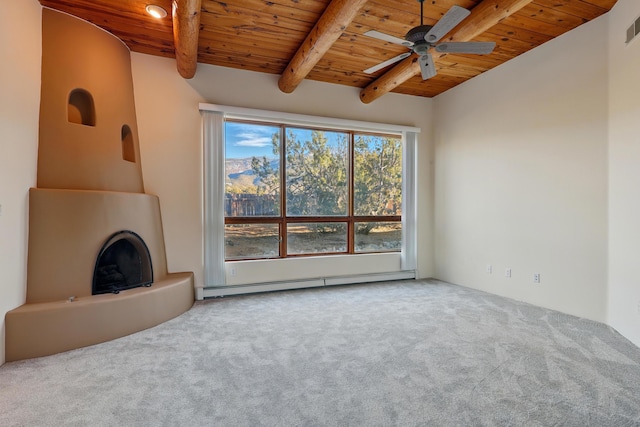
[5,272,194,362]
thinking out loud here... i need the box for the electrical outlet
[533,273,540,284]
[637,300,640,315]
[505,268,511,278]
[486,264,492,274]
[230,266,237,277]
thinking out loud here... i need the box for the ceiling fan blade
[424,5,470,44]
[418,54,437,80]
[364,30,413,47]
[363,52,412,74]
[435,41,496,54]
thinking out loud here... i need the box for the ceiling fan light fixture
[405,25,432,44]
[363,4,491,81]
[145,4,167,19]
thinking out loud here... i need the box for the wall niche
[68,88,95,126]
[121,124,135,162]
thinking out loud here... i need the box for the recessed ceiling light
[145,4,167,19]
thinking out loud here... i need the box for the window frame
[224,119,403,260]
[201,103,419,288]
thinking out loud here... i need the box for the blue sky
[225,122,279,159]
[225,122,350,159]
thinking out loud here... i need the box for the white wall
[608,0,640,347]
[131,55,434,290]
[433,16,610,322]
[0,0,41,365]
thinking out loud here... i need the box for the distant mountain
[226,157,278,191]
[225,158,254,175]
[229,170,255,180]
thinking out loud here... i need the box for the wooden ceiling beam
[278,0,369,94]
[359,0,535,104]
[172,0,202,79]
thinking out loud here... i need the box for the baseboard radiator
[202,270,416,298]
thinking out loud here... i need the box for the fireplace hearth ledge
[5,272,194,362]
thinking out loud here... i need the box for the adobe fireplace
[4,9,194,362]
[93,230,153,295]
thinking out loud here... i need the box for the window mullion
[280,125,287,258]
[348,131,355,254]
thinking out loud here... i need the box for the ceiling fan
[363,1,496,80]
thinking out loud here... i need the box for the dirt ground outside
[225,223,401,259]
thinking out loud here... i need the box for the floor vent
[626,16,640,44]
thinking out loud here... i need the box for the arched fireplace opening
[92,230,153,295]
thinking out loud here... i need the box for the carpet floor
[1,279,640,426]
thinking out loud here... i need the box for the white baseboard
[202,270,415,298]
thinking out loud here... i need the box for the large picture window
[201,105,418,289]
[224,120,403,260]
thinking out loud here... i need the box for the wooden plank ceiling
[39,0,617,101]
